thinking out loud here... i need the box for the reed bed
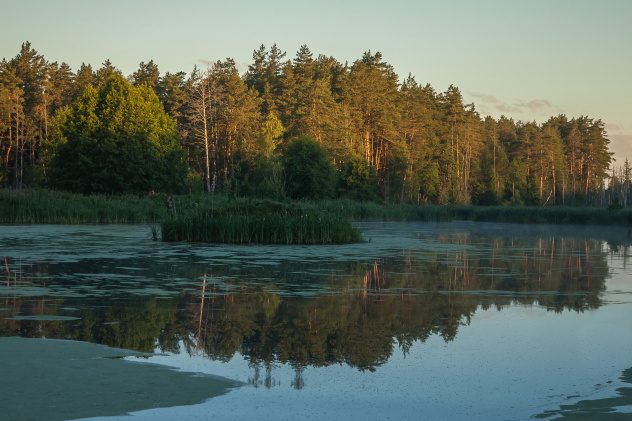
[0,189,166,224]
[321,199,632,226]
[2,189,630,229]
[160,200,364,244]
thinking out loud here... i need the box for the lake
[1,222,631,420]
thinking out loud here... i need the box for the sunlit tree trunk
[187,70,222,194]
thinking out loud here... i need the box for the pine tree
[71,63,94,103]
[94,59,121,88]
[0,61,24,186]
[213,59,262,186]
[132,60,160,91]
[244,44,267,94]
[400,75,439,203]
[438,85,468,203]
[289,55,338,147]
[348,51,400,174]
[6,42,48,187]
[48,62,74,111]
[156,71,188,121]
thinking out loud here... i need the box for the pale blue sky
[3,0,631,161]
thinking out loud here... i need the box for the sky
[2,0,631,162]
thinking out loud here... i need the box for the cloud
[234,61,249,73]
[197,59,250,74]
[609,133,632,161]
[468,93,632,161]
[468,92,562,117]
[605,123,624,132]
[469,92,502,105]
[519,99,560,114]
[612,133,632,142]
[197,59,215,68]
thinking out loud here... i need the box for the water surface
[1,222,631,420]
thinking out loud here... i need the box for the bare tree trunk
[187,69,223,194]
[203,103,211,194]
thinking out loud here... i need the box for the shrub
[283,136,335,200]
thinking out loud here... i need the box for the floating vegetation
[160,200,364,244]
[7,315,81,321]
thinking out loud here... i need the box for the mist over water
[1,222,631,420]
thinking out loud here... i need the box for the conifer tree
[132,60,160,90]
[94,59,121,88]
[156,71,188,121]
[71,63,94,103]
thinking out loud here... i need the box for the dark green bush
[283,136,335,200]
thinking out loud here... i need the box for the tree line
[1,41,627,205]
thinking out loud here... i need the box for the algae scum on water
[0,337,239,421]
[160,200,364,244]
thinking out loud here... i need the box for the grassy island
[160,200,364,244]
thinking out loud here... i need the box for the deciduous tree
[47,75,187,194]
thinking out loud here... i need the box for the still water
[1,222,631,420]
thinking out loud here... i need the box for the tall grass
[160,199,364,244]
[0,189,167,224]
[321,199,632,226]
[2,189,630,228]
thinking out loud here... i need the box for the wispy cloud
[605,123,624,132]
[468,92,562,117]
[197,59,215,67]
[197,59,249,74]
[608,133,632,161]
[469,93,502,105]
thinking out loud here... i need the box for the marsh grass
[321,199,632,226]
[148,224,160,241]
[0,189,166,224]
[160,199,364,244]
[2,190,630,230]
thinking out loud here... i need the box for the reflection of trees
[0,261,178,352]
[0,233,617,374]
[1,294,178,353]
[607,242,631,270]
[71,297,177,352]
[405,233,608,313]
[168,235,611,373]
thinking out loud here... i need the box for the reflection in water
[0,225,619,380]
[534,366,632,420]
[174,239,609,374]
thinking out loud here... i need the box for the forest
[1,41,630,206]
